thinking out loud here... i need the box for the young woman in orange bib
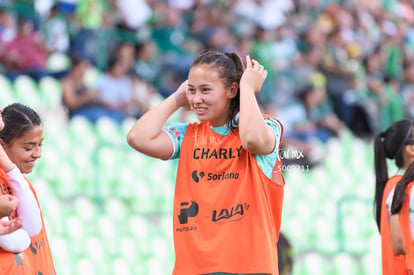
[0,105,31,235]
[374,119,414,275]
[128,49,285,274]
[0,103,55,275]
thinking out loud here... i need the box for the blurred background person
[61,55,104,123]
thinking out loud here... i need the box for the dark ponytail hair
[391,161,414,214]
[0,103,41,144]
[374,119,414,231]
[191,49,245,129]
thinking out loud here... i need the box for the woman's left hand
[240,55,268,93]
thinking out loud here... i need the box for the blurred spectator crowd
[0,0,413,166]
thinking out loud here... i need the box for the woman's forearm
[390,214,405,254]
[239,56,275,154]
[239,88,272,150]
[128,93,180,143]
[127,81,188,159]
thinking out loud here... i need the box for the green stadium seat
[64,215,89,259]
[360,248,381,275]
[292,253,333,275]
[84,235,106,262]
[0,75,15,105]
[46,52,70,73]
[157,215,173,239]
[72,196,99,224]
[145,256,171,275]
[111,257,133,275]
[118,235,140,262]
[104,197,131,222]
[121,117,136,136]
[331,253,360,275]
[128,215,150,241]
[281,215,313,253]
[342,216,370,255]
[74,258,98,275]
[67,148,95,196]
[130,179,159,215]
[43,119,72,158]
[39,194,66,235]
[312,215,338,255]
[95,215,118,243]
[13,74,42,109]
[95,147,122,190]
[38,76,63,110]
[95,117,124,144]
[149,234,173,261]
[49,235,72,275]
[54,162,84,199]
[339,200,374,256]
[69,115,96,140]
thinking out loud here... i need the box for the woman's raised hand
[174,80,191,109]
[240,55,268,93]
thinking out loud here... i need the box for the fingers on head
[246,55,251,67]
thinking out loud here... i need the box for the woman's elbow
[392,242,405,255]
[126,132,141,151]
[24,223,41,237]
[241,137,273,154]
[241,139,256,153]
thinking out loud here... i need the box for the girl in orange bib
[391,160,414,274]
[0,103,56,275]
[374,119,414,275]
[128,49,285,274]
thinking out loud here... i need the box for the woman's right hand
[174,80,190,109]
[0,217,23,235]
[240,55,268,93]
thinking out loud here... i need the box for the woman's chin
[20,166,34,174]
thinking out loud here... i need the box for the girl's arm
[0,147,42,236]
[127,81,188,160]
[239,55,275,155]
[390,214,405,254]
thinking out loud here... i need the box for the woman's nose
[192,93,203,104]
[33,146,42,158]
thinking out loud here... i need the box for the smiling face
[2,125,43,174]
[187,64,237,127]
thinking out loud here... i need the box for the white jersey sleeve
[6,166,41,236]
